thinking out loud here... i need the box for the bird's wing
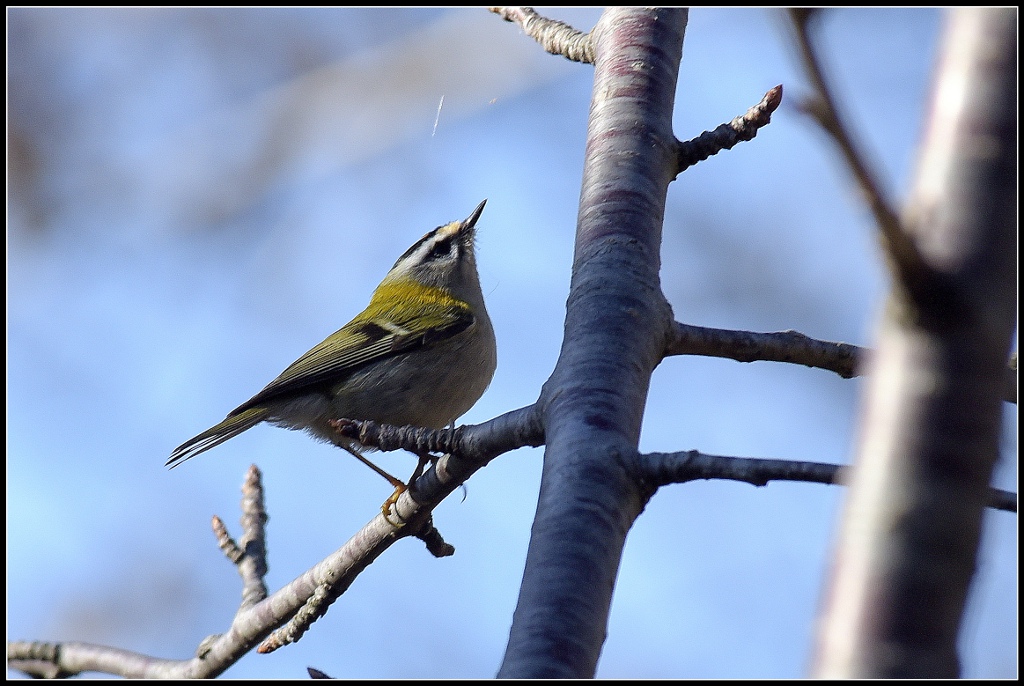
[228,303,474,416]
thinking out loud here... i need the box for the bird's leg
[377,451,439,526]
[406,451,435,492]
[400,422,457,503]
[339,444,409,526]
[339,443,405,489]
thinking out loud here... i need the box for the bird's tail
[166,407,269,468]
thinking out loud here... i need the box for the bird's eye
[428,238,453,260]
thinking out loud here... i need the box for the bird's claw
[381,483,408,527]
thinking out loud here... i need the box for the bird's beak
[463,199,487,229]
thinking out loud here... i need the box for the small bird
[167,200,497,510]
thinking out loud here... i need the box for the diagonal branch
[6,641,182,680]
[489,6,594,63]
[809,8,1018,677]
[788,9,936,297]
[7,406,544,678]
[675,85,783,176]
[254,404,545,655]
[217,404,544,660]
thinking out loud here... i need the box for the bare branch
[212,515,245,564]
[675,85,783,176]
[642,449,846,488]
[331,404,545,470]
[639,449,1016,513]
[181,508,415,675]
[499,8,688,678]
[212,407,544,665]
[413,515,457,557]
[338,412,1019,516]
[10,417,1015,677]
[667,321,1017,403]
[257,513,449,655]
[988,488,1018,514]
[6,640,180,679]
[788,10,936,297]
[247,407,544,655]
[812,8,1018,677]
[236,465,270,610]
[210,467,272,612]
[489,7,594,63]
[10,467,278,677]
[667,321,862,378]
[259,583,331,654]
[7,405,545,678]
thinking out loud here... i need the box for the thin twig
[788,9,936,296]
[259,584,331,654]
[212,515,245,564]
[489,6,594,63]
[639,449,1017,513]
[642,449,846,488]
[415,516,457,557]
[211,466,271,612]
[6,640,181,679]
[236,465,270,610]
[667,321,1017,403]
[8,406,545,678]
[675,85,783,176]
[667,321,863,378]
[256,512,454,654]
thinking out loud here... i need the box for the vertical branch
[813,8,1017,677]
[498,8,685,679]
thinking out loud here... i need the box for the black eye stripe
[392,224,463,268]
[393,228,440,267]
[428,237,454,259]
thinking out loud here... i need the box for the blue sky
[7,8,1017,678]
